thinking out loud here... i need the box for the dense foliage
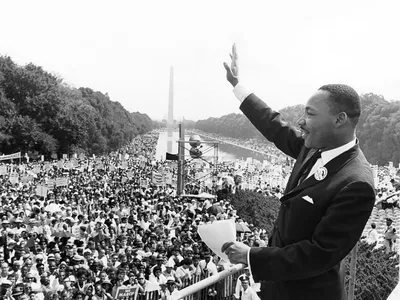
[343,242,399,300]
[232,191,399,299]
[230,190,280,236]
[0,56,157,157]
[196,113,265,140]
[195,95,400,166]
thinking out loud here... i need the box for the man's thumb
[223,62,231,73]
[221,241,234,253]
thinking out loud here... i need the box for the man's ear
[334,112,348,127]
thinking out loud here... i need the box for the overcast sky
[1,0,399,121]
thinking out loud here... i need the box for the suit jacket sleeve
[249,181,375,282]
[240,93,304,159]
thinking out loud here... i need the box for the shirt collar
[321,139,356,166]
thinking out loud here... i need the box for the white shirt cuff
[233,84,252,103]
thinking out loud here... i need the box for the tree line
[0,56,159,158]
[195,95,400,166]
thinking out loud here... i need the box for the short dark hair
[318,84,361,126]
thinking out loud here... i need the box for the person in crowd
[366,223,379,245]
[175,258,195,282]
[384,218,397,253]
[235,275,260,300]
[234,267,260,299]
[163,279,179,300]
[92,282,113,300]
[149,266,168,290]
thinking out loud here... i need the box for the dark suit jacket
[240,94,375,300]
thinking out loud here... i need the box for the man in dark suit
[221,46,375,300]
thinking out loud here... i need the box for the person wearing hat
[384,218,397,254]
[72,254,85,268]
[162,261,182,289]
[236,275,260,300]
[63,274,77,298]
[164,279,179,298]
[101,278,113,294]
[0,279,12,298]
[11,285,25,299]
[234,267,260,299]
[108,253,119,269]
[150,254,166,274]
[199,252,218,277]
[1,219,10,232]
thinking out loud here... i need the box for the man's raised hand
[223,43,239,87]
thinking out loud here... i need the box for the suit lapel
[282,144,360,201]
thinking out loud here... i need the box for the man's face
[1,263,8,274]
[26,260,33,270]
[95,285,103,296]
[21,266,28,276]
[100,272,107,281]
[298,90,337,150]
[118,270,126,280]
[41,275,50,286]
[37,264,45,274]
[12,263,21,272]
[48,262,57,273]
[241,280,249,289]
[167,283,176,292]
[109,270,116,279]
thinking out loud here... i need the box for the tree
[0,55,156,157]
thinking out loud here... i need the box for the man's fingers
[232,43,237,57]
[221,241,234,253]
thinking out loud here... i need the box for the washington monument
[167,66,174,153]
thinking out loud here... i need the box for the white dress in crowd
[367,228,379,244]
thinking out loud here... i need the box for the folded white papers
[197,219,236,262]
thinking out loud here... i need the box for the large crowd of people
[0,131,269,300]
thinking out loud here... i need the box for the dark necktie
[296,150,321,186]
